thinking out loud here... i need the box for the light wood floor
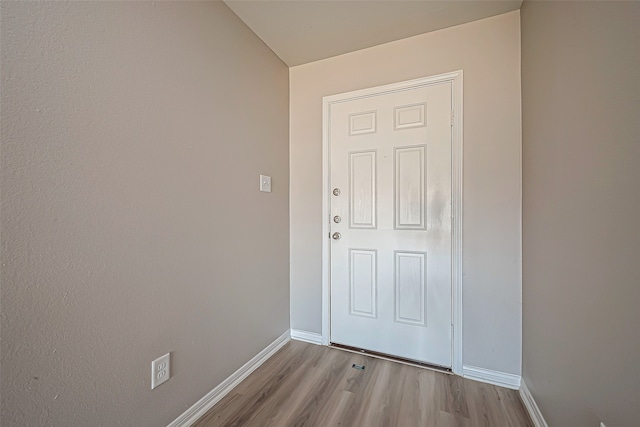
[193,341,533,427]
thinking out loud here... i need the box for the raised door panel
[394,251,426,326]
[349,111,377,136]
[349,249,377,318]
[394,146,426,230]
[394,103,426,130]
[349,151,377,229]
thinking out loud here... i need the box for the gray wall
[0,2,289,426]
[290,11,522,375]
[521,2,640,426]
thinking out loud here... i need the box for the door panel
[395,251,427,326]
[349,151,377,229]
[329,82,452,367]
[349,249,377,318]
[394,145,427,230]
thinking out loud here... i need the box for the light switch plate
[260,175,272,192]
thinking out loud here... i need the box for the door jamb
[321,71,464,375]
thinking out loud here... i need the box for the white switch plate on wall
[151,353,170,389]
[260,175,272,192]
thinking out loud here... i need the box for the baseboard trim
[290,329,323,345]
[167,330,290,427]
[462,365,521,390]
[519,379,549,427]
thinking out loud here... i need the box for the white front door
[329,81,452,367]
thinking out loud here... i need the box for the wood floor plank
[496,386,534,427]
[412,365,441,426]
[330,355,381,427]
[437,371,471,419]
[191,393,248,427]
[237,343,327,427]
[265,349,341,426]
[193,342,532,427]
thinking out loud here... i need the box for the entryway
[322,72,463,371]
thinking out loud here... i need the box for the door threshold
[329,343,452,374]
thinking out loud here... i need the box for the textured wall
[1,2,289,426]
[290,11,522,375]
[521,1,640,426]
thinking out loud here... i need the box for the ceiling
[224,0,523,66]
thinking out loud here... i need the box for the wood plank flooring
[193,341,533,427]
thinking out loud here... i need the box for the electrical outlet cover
[151,353,170,389]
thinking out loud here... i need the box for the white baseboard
[462,365,521,390]
[519,379,549,427]
[167,330,291,427]
[290,329,323,345]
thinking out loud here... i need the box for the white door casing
[322,71,463,373]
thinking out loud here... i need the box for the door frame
[321,70,464,374]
